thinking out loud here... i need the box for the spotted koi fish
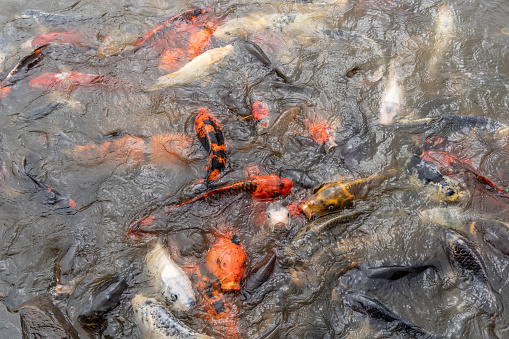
[301,173,391,219]
[421,151,509,198]
[195,107,226,183]
[133,7,210,50]
[128,174,293,237]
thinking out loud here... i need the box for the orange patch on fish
[148,133,193,168]
[158,48,187,71]
[304,116,337,151]
[73,135,146,166]
[31,31,84,49]
[206,232,247,291]
[187,24,216,58]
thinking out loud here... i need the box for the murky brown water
[1,0,509,338]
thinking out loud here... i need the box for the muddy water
[1,0,509,338]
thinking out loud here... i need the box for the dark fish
[279,211,363,267]
[472,220,509,256]
[242,39,289,83]
[366,264,435,280]
[56,235,89,295]
[78,275,128,327]
[396,115,508,137]
[443,229,498,314]
[342,290,433,338]
[241,250,277,301]
[16,294,80,339]
[279,168,318,189]
[22,160,78,213]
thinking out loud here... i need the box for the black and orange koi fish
[195,107,226,183]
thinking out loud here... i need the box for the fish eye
[170,293,178,302]
[287,212,290,217]
[446,188,455,197]
[327,205,335,210]
[267,213,271,218]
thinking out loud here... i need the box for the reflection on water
[1,0,509,338]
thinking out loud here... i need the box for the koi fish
[265,203,290,231]
[71,133,193,168]
[279,211,363,268]
[188,23,216,58]
[96,31,139,57]
[78,275,128,327]
[133,7,210,51]
[195,107,226,183]
[342,290,433,338]
[443,229,498,314]
[132,295,213,339]
[421,207,509,256]
[420,151,509,198]
[303,115,337,152]
[148,44,234,90]
[406,155,470,204]
[17,294,80,339]
[379,61,402,125]
[206,231,247,291]
[23,161,78,212]
[251,99,269,131]
[56,235,88,295]
[241,249,277,302]
[186,263,240,338]
[158,48,187,71]
[428,5,455,76]
[1,44,97,99]
[31,31,85,48]
[128,174,293,237]
[29,72,134,93]
[146,241,196,311]
[301,173,390,219]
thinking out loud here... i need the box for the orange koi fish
[128,174,293,237]
[158,48,187,71]
[29,72,134,93]
[304,116,337,152]
[421,151,509,198]
[133,7,210,51]
[187,23,216,58]
[251,99,269,130]
[187,264,240,339]
[195,107,226,183]
[206,231,247,291]
[72,133,193,168]
[31,31,85,49]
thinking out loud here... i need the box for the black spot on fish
[231,234,240,245]
[213,300,226,314]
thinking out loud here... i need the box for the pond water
[1,0,509,338]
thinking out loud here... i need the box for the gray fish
[342,290,434,338]
[16,294,80,339]
[443,229,498,314]
[279,211,363,267]
[78,275,128,327]
[132,295,213,338]
[15,10,94,29]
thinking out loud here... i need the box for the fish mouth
[220,280,240,291]
[325,139,337,152]
[271,221,287,230]
[301,204,312,219]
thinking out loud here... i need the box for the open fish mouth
[301,204,312,219]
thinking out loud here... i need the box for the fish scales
[342,291,433,338]
[132,295,213,338]
[444,230,497,314]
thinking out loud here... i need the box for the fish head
[160,266,196,311]
[301,183,350,219]
[209,44,234,64]
[428,177,470,204]
[265,203,290,230]
[206,235,247,291]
